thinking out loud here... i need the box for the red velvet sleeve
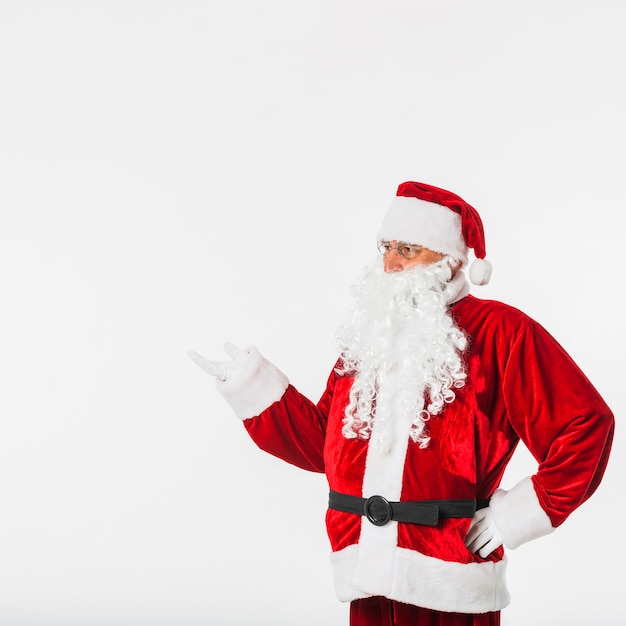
[502,318,615,527]
[242,365,339,473]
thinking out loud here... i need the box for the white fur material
[489,477,555,549]
[377,196,469,263]
[355,383,415,590]
[469,259,492,286]
[446,270,471,304]
[214,347,289,420]
[331,543,511,613]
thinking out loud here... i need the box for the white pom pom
[469,259,492,285]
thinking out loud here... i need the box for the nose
[383,249,404,273]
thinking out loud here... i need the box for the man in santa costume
[190,181,614,625]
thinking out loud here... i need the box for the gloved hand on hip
[464,507,503,558]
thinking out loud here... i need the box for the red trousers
[350,597,501,626]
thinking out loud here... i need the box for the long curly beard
[335,258,468,451]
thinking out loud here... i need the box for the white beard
[335,258,468,451]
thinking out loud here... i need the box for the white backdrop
[1,1,624,624]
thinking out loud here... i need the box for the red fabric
[243,294,614,601]
[396,181,487,260]
[350,597,500,626]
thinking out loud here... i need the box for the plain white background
[0,1,624,624]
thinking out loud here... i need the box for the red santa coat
[216,294,614,613]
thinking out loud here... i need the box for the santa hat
[377,181,492,285]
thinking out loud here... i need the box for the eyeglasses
[377,241,424,260]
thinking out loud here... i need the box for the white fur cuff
[490,477,555,549]
[215,347,289,420]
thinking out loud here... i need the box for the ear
[447,257,463,276]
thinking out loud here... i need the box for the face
[379,240,448,273]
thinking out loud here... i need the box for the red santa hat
[377,181,492,285]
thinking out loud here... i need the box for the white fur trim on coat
[489,477,555,549]
[377,196,469,263]
[215,347,289,420]
[331,543,510,613]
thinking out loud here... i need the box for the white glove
[188,343,289,420]
[464,507,503,558]
[188,342,250,382]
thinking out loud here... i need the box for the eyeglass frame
[377,240,425,260]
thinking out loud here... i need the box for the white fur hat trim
[377,196,469,264]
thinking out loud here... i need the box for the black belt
[329,490,489,527]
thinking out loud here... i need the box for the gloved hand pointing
[188,343,289,420]
[188,342,250,382]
